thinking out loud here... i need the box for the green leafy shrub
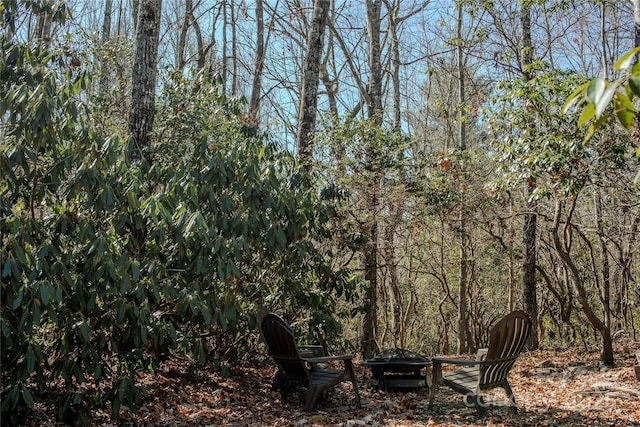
[1,30,355,427]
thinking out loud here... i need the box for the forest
[1,0,639,425]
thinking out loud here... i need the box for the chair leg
[304,386,322,412]
[501,380,518,413]
[429,361,443,409]
[471,394,487,417]
[344,360,361,408]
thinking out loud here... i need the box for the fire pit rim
[361,347,431,365]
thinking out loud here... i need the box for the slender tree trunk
[384,221,404,348]
[622,214,639,337]
[386,0,405,348]
[362,0,382,359]
[128,0,162,163]
[389,1,401,129]
[191,12,207,72]
[176,0,192,71]
[600,2,609,79]
[455,0,469,354]
[365,0,383,121]
[231,0,237,95]
[100,0,113,94]
[522,179,538,348]
[132,0,140,33]
[520,0,539,349]
[593,3,613,343]
[116,0,124,38]
[35,7,52,42]
[296,0,329,172]
[222,1,228,90]
[322,12,345,174]
[594,190,612,337]
[551,198,614,366]
[248,0,265,121]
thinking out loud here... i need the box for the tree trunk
[231,0,238,95]
[100,0,113,94]
[520,0,539,350]
[362,0,383,359]
[383,201,404,348]
[132,0,140,33]
[248,0,265,121]
[35,6,52,42]
[552,198,614,366]
[365,0,383,122]
[522,179,538,349]
[116,0,124,38]
[176,0,192,71]
[191,11,207,72]
[385,0,406,349]
[594,189,612,339]
[621,212,639,336]
[362,189,379,359]
[222,0,228,86]
[455,0,469,355]
[635,0,640,48]
[128,0,162,163]
[594,3,612,341]
[388,1,401,129]
[296,0,329,172]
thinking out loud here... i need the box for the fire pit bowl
[361,348,431,392]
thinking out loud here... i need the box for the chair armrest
[430,355,480,408]
[303,354,354,364]
[431,356,480,367]
[476,348,488,361]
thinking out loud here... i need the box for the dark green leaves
[3,39,354,425]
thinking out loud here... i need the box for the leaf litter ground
[21,340,640,426]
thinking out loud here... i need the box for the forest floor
[19,339,640,426]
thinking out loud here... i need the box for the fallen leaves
[20,340,640,426]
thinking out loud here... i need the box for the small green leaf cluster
[486,68,600,199]
[564,47,640,158]
[1,36,354,426]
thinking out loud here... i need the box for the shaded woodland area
[1,0,640,425]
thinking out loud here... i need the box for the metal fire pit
[361,348,431,392]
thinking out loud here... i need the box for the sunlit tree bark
[99,0,113,94]
[129,0,162,163]
[249,0,265,121]
[296,0,329,172]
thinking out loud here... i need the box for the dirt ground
[18,340,640,426]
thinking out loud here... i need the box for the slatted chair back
[259,313,310,387]
[478,310,531,389]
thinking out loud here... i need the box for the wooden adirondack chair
[429,310,531,416]
[258,312,361,412]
